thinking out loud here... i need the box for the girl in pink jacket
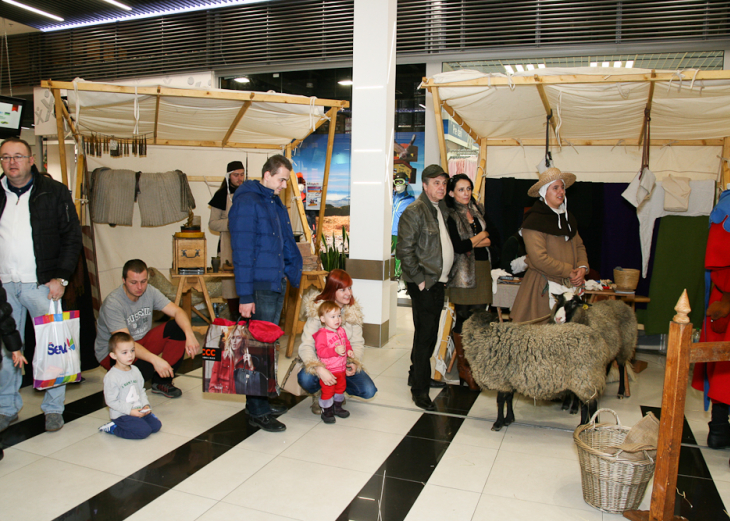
[312,301,354,423]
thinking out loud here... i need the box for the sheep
[551,293,637,399]
[462,310,614,431]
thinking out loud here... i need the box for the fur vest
[448,200,486,289]
[298,289,365,374]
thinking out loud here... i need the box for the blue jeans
[297,368,377,399]
[246,284,286,418]
[0,282,66,416]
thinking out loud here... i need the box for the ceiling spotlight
[3,0,64,21]
[626,60,634,68]
[515,64,525,72]
[537,64,546,69]
[504,65,515,74]
[102,0,132,10]
[590,62,598,67]
[602,62,610,68]
[526,64,535,71]
[614,61,622,68]
[338,80,354,86]
[233,77,250,84]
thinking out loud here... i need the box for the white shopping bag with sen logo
[32,301,81,390]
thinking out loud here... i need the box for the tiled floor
[0,305,728,521]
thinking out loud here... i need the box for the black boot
[333,400,350,418]
[321,405,336,424]
[708,402,730,449]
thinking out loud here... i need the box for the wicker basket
[613,268,640,292]
[574,409,656,513]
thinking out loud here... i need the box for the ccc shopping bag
[32,301,81,390]
[202,318,283,397]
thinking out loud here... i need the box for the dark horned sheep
[551,293,637,399]
[462,311,613,430]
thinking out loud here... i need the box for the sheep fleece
[462,311,612,403]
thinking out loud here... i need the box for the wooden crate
[172,236,207,273]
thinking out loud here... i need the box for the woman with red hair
[297,269,377,413]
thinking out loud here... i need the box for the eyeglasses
[0,155,31,163]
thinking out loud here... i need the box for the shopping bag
[32,301,81,390]
[281,357,307,396]
[202,318,280,397]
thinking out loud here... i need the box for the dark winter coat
[0,173,82,284]
[228,180,302,304]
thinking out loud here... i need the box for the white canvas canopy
[422,67,730,187]
[39,80,347,299]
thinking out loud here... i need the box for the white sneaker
[99,421,116,434]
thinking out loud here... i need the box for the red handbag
[211,317,284,343]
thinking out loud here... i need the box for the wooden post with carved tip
[624,290,693,521]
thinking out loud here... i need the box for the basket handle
[589,408,621,426]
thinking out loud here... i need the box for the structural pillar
[347,0,397,347]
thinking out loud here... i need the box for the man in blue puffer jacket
[229,154,302,432]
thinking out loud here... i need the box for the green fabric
[392,235,401,278]
[637,216,707,334]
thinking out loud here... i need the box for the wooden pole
[430,86,449,172]
[624,290,693,521]
[638,71,657,147]
[74,152,85,222]
[153,86,160,145]
[53,88,69,187]
[441,102,480,143]
[535,82,557,136]
[286,148,314,253]
[722,137,730,190]
[315,108,338,255]
[475,138,487,204]
[222,99,253,147]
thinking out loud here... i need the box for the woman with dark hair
[444,173,498,390]
[297,269,377,413]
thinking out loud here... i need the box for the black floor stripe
[0,357,203,449]
[54,391,307,521]
[640,405,727,519]
[337,386,481,521]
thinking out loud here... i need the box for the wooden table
[171,271,234,335]
[584,290,650,311]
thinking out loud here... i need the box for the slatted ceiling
[4,1,730,89]
[397,0,730,53]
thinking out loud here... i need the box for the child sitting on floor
[312,301,354,424]
[99,332,162,439]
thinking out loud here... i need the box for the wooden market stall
[41,79,348,335]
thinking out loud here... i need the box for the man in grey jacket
[396,164,454,411]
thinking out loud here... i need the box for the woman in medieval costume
[511,168,588,324]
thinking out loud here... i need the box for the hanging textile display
[137,170,196,227]
[89,168,137,226]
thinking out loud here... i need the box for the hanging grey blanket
[137,170,196,227]
[89,168,136,226]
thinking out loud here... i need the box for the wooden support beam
[474,138,487,204]
[151,139,283,149]
[288,165,314,254]
[691,341,730,363]
[74,151,85,223]
[535,82,557,136]
[315,110,337,256]
[290,114,331,150]
[40,80,349,108]
[52,88,69,187]
[431,87,449,172]
[624,290,694,521]
[421,70,730,89]
[638,71,657,147]
[222,99,253,147]
[58,97,78,137]
[153,87,160,145]
[723,137,730,190]
[441,101,481,143]
[482,138,723,147]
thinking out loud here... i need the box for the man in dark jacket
[396,164,454,411]
[0,137,82,433]
[229,154,302,432]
